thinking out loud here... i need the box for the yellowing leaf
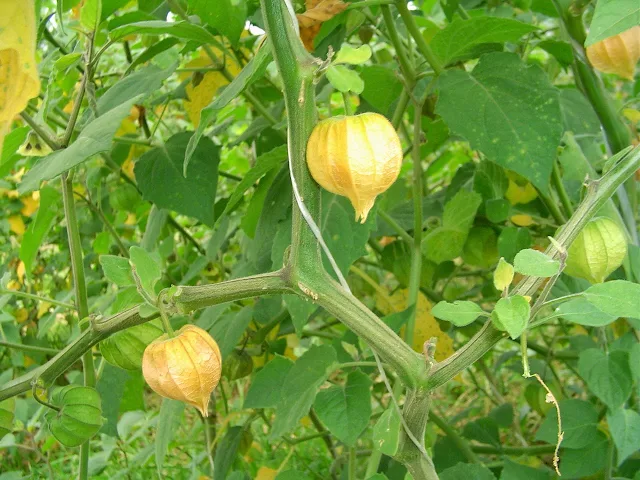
[20,192,39,216]
[8,215,25,235]
[14,308,28,323]
[623,108,640,124]
[511,214,535,227]
[297,0,347,51]
[0,0,40,151]
[505,178,538,205]
[37,301,52,318]
[377,289,454,362]
[16,260,25,284]
[255,467,278,480]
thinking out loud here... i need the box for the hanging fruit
[306,112,403,223]
[142,325,222,417]
[564,217,628,284]
[100,320,164,371]
[586,26,640,80]
[45,386,103,447]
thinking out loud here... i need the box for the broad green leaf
[95,363,129,437]
[423,189,482,263]
[554,297,617,326]
[513,249,560,277]
[326,65,365,94]
[585,0,640,46]
[463,226,499,268]
[188,0,247,46]
[494,257,514,291]
[372,406,401,456]
[125,38,180,75]
[283,295,315,334]
[110,20,217,44]
[473,160,509,199]
[431,17,538,65]
[432,300,485,326]
[559,431,608,478]
[155,399,184,476]
[213,426,244,480]
[334,44,372,64]
[0,398,15,439]
[270,345,337,439]
[19,95,143,194]
[185,44,272,170]
[440,463,496,480]
[80,0,101,31]
[436,53,562,192]
[314,371,372,446]
[630,343,640,380]
[500,459,551,480]
[244,355,294,409]
[209,307,253,358]
[462,417,500,446]
[578,349,633,410]
[498,227,532,263]
[383,306,414,333]
[220,145,287,222]
[583,280,640,319]
[129,246,161,296]
[100,255,135,287]
[135,132,220,226]
[491,295,530,339]
[538,40,574,67]
[19,186,60,276]
[0,127,29,178]
[607,408,640,465]
[360,66,403,116]
[535,399,599,449]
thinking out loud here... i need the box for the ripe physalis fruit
[45,386,103,447]
[306,112,402,223]
[142,325,222,417]
[564,217,628,284]
[586,26,640,80]
[100,320,164,371]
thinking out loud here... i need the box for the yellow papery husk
[0,0,40,151]
[142,325,222,417]
[306,112,403,223]
[586,26,640,80]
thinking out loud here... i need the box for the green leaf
[155,399,184,476]
[494,257,514,291]
[188,0,247,46]
[80,0,101,30]
[0,398,15,440]
[209,307,253,358]
[314,371,372,446]
[535,399,599,449]
[559,431,608,478]
[360,66,403,116]
[583,280,640,319]
[498,227,531,263]
[276,471,314,480]
[110,20,217,44]
[129,246,161,296]
[630,343,640,381]
[135,132,220,226]
[431,17,538,65]
[554,297,617,327]
[463,226,499,268]
[432,300,485,326]
[283,295,316,334]
[95,363,129,437]
[244,355,294,409]
[186,44,272,170]
[19,186,61,277]
[585,0,640,46]
[19,95,143,194]
[607,408,640,466]
[100,255,134,287]
[500,459,551,480]
[473,160,508,199]
[463,417,500,446]
[440,463,496,480]
[491,295,530,339]
[513,249,560,277]
[538,40,574,67]
[0,126,29,177]
[326,65,365,94]
[436,53,562,193]
[372,406,401,456]
[213,426,244,480]
[334,44,372,64]
[270,345,337,439]
[423,189,482,263]
[578,349,633,410]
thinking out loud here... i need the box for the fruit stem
[31,383,61,413]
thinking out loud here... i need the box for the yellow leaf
[505,178,538,205]
[16,261,25,284]
[20,192,39,216]
[297,0,347,51]
[0,0,40,151]
[8,215,25,235]
[14,308,28,323]
[255,467,278,480]
[493,257,514,291]
[510,214,535,227]
[37,302,52,318]
[623,108,640,124]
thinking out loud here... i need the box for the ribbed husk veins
[564,217,628,284]
[100,320,164,370]
[142,325,222,417]
[586,26,640,80]
[306,112,403,223]
[46,386,103,447]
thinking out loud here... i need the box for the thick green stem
[395,1,444,75]
[381,5,415,83]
